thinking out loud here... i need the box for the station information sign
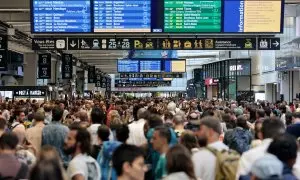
[31,0,284,33]
[140,60,161,73]
[32,0,91,33]
[94,0,151,33]
[164,0,221,33]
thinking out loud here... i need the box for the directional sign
[88,66,96,83]
[33,38,67,50]
[258,38,280,50]
[32,37,280,50]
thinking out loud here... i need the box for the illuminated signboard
[32,0,91,33]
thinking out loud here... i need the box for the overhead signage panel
[93,0,151,33]
[32,0,91,33]
[0,36,8,51]
[164,0,222,33]
[258,38,280,50]
[88,66,95,83]
[14,89,46,97]
[32,37,280,50]
[31,0,283,34]
[38,53,51,79]
[61,54,73,79]
[32,38,67,50]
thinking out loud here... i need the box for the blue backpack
[229,128,252,154]
[97,141,121,180]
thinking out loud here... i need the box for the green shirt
[155,154,167,180]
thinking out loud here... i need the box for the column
[23,53,38,86]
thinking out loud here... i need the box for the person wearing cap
[192,116,228,180]
[250,153,283,180]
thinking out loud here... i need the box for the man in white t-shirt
[192,116,229,180]
[127,107,147,146]
[64,124,100,180]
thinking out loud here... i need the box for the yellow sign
[145,41,153,49]
[205,39,214,49]
[194,40,203,49]
[173,40,181,48]
[184,40,192,49]
[244,39,253,49]
[134,40,143,49]
[162,39,171,49]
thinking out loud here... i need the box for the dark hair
[44,104,52,113]
[147,114,163,128]
[52,107,63,122]
[236,115,248,129]
[254,120,263,139]
[268,134,297,167]
[116,125,129,143]
[285,112,293,126]
[256,109,265,118]
[91,107,105,124]
[261,117,285,139]
[264,107,272,117]
[199,116,222,135]
[180,131,199,152]
[30,160,64,180]
[280,105,287,114]
[97,125,110,142]
[166,145,196,180]
[112,144,145,176]
[0,117,7,129]
[155,126,171,143]
[0,132,19,150]
[69,124,92,155]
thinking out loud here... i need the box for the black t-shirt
[286,123,300,139]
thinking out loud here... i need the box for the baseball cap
[251,153,283,180]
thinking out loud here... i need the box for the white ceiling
[0,0,298,73]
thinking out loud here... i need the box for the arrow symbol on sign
[70,40,77,48]
[272,41,279,47]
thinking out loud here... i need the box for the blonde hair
[109,110,122,126]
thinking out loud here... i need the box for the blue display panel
[32,0,91,33]
[117,60,139,73]
[140,60,161,73]
[94,0,151,33]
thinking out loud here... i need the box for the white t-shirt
[127,118,147,146]
[88,124,114,145]
[67,153,101,180]
[192,141,229,180]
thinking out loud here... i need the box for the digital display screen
[164,0,221,33]
[32,0,91,33]
[117,60,139,73]
[94,0,151,32]
[140,60,161,73]
[31,0,283,33]
[224,0,282,32]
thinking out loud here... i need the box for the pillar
[23,53,38,86]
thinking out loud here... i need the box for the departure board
[32,0,91,33]
[164,0,222,33]
[94,0,151,32]
[140,60,161,73]
[117,60,139,73]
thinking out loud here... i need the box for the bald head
[137,108,146,120]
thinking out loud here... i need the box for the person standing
[26,111,45,155]
[64,124,100,180]
[151,126,171,180]
[42,107,69,166]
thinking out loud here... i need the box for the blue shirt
[42,121,69,164]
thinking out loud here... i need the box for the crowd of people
[0,97,299,180]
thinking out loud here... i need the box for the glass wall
[202,58,251,100]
